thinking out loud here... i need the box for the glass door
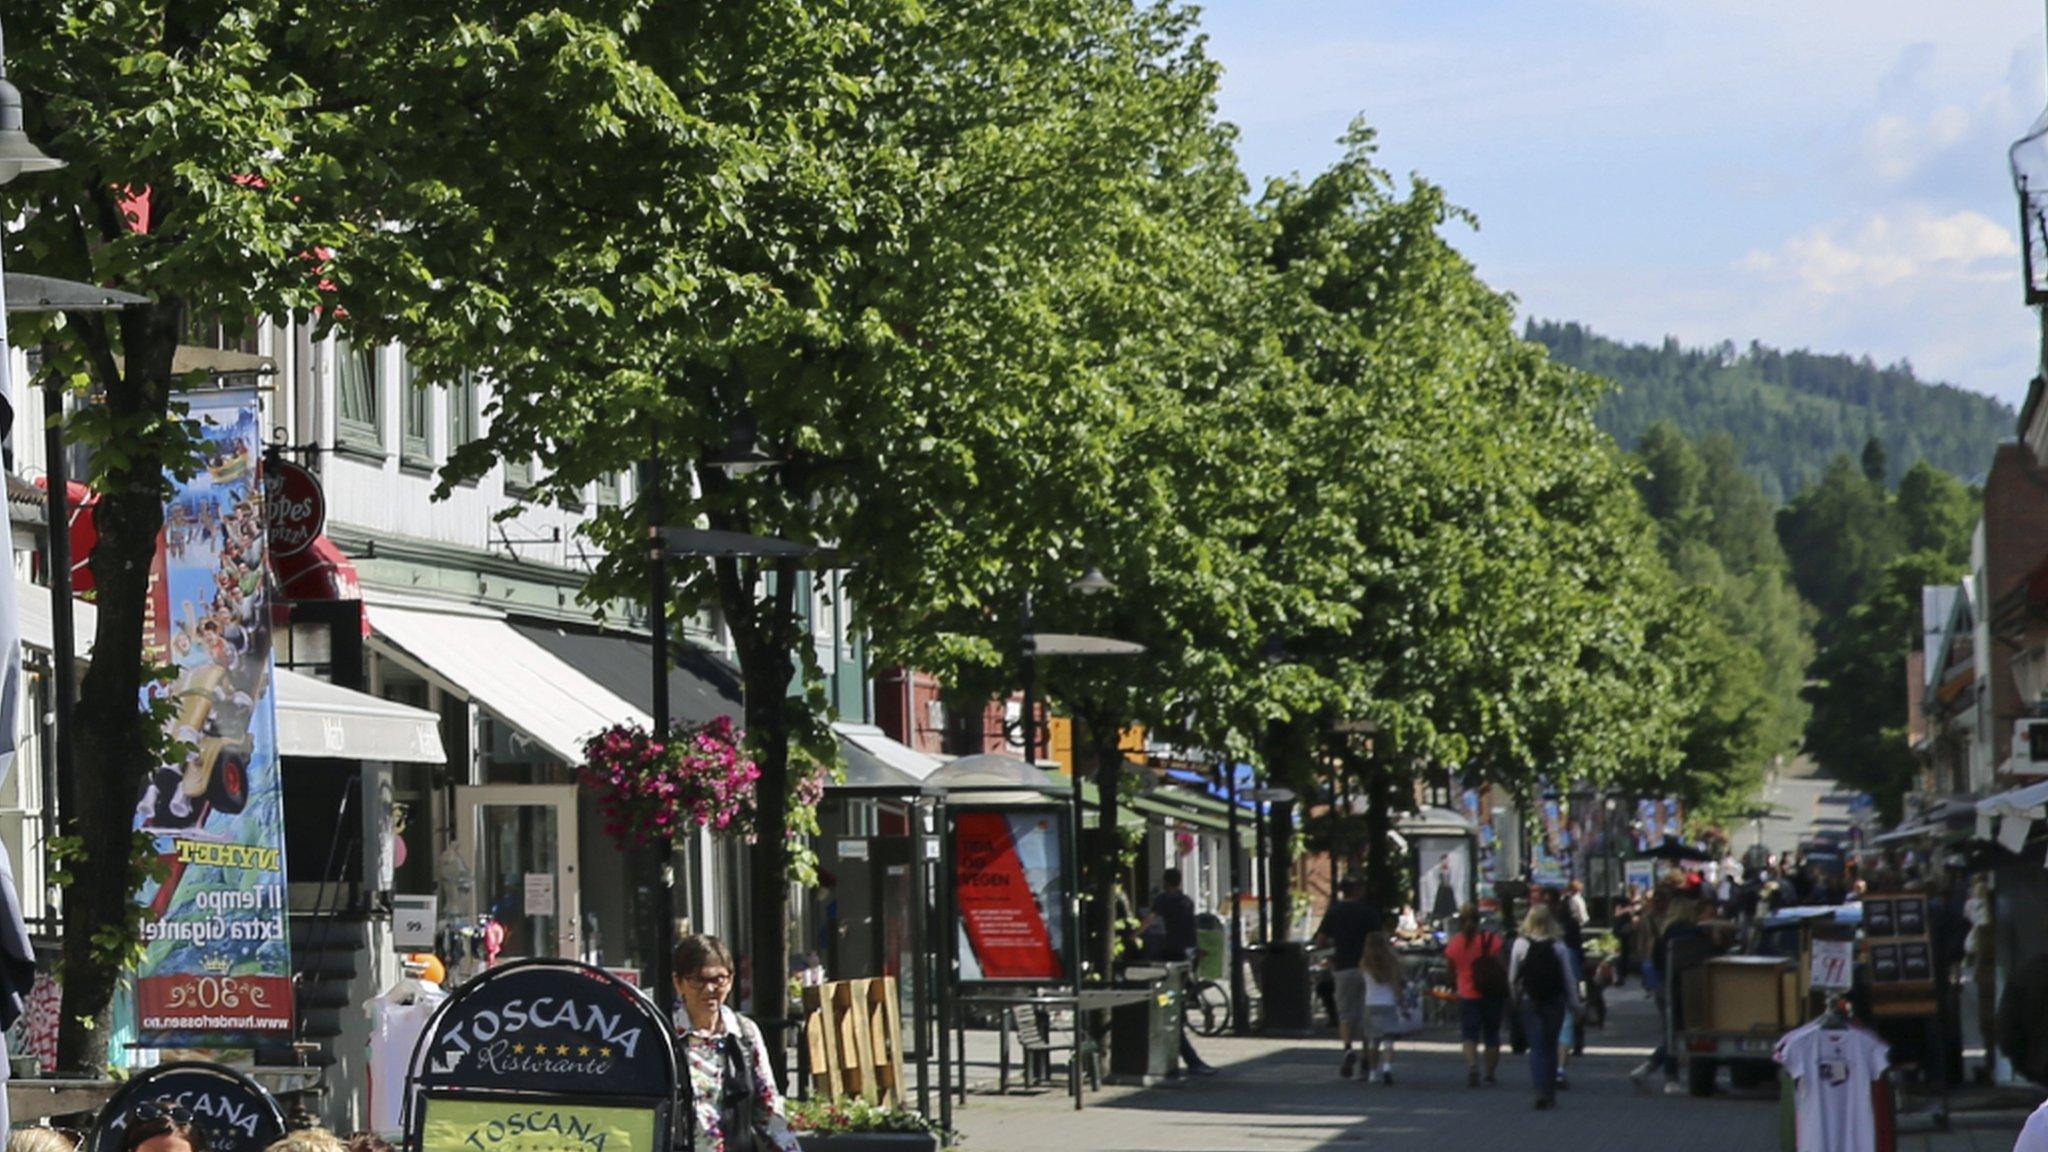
[454,784,580,961]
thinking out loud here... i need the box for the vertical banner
[952,807,1068,983]
[132,391,293,1045]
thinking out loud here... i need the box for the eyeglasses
[688,971,733,988]
[133,1100,196,1126]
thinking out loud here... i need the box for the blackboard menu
[1862,899,1895,937]
[1900,941,1932,983]
[1894,897,1927,936]
[1868,943,1901,984]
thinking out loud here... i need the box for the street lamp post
[639,432,816,1020]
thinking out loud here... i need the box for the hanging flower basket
[579,717,759,851]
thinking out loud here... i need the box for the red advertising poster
[953,809,1067,982]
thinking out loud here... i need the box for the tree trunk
[56,304,181,1073]
[1361,756,1395,912]
[722,553,799,1081]
[743,660,793,1079]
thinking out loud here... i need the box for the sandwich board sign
[90,1062,287,1152]
[405,958,676,1152]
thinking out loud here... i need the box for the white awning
[366,593,647,764]
[272,669,444,763]
[832,722,941,790]
[15,577,445,763]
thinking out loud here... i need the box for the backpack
[1517,938,1568,1003]
[1469,933,1510,1001]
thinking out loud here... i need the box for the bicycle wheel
[1186,980,1231,1037]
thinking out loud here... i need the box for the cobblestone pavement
[943,988,2035,1151]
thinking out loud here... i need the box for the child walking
[1360,931,1406,1085]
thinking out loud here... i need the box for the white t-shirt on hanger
[367,982,446,1135]
[1773,1018,1890,1152]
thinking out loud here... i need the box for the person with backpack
[1509,904,1581,1110]
[1442,904,1509,1088]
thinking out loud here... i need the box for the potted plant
[579,716,759,850]
[788,1097,951,1152]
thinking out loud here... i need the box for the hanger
[392,957,430,1006]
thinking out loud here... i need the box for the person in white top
[2014,1099,2048,1152]
[1358,931,1407,1086]
[1773,1013,1890,1152]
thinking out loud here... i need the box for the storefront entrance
[454,785,581,959]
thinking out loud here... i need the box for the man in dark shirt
[1313,877,1381,1077]
[1151,869,1216,1075]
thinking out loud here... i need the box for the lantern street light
[2010,108,2048,307]
[0,22,60,186]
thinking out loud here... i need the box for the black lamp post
[638,438,817,1021]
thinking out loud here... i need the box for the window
[335,338,382,454]
[595,472,621,508]
[400,354,432,468]
[448,372,479,450]
[504,454,535,495]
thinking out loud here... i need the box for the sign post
[405,959,677,1152]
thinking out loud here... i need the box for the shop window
[285,760,364,888]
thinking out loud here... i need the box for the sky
[1194,0,2048,407]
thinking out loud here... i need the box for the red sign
[264,457,325,558]
[135,974,294,1035]
[953,810,1065,981]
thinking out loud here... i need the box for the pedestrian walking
[1509,904,1580,1110]
[1359,930,1406,1085]
[1441,904,1508,1088]
[1313,875,1381,1078]
[672,934,804,1152]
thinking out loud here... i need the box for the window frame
[334,337,384,456]
[399,353,434,470]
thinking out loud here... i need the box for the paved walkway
[942,988,2035,1151]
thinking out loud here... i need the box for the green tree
[1861,435,1889,486]
[325,0,1245,1034]
[1804,551,1964,820]
[1895,460,1975,566]
[9,2,352,1069]
[1776,454,1904,634]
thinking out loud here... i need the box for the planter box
[796,1133,941,1152]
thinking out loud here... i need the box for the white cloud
[1739,208,2016,295]
[1862,107,1975,183]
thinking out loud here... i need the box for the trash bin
[1109,964,1184,1083]
[1259,942,1314,1032]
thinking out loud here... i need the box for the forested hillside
[1528,320,2014,501]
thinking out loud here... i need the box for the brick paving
[941,987,2035,1151]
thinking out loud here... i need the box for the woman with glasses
[119,1101,209,1152]
[673,934,800,1152]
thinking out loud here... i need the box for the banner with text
[132,391,293,1045]
[952,807,1069,983]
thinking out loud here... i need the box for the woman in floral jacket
[673,935,802,1152]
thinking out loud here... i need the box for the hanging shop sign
[950,805,1071,984]
[89,1062,287,1152]
[263,454,325,559]
[1412,835,1472,924]
[132,390,293,1046]
[406,958,677,1152]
